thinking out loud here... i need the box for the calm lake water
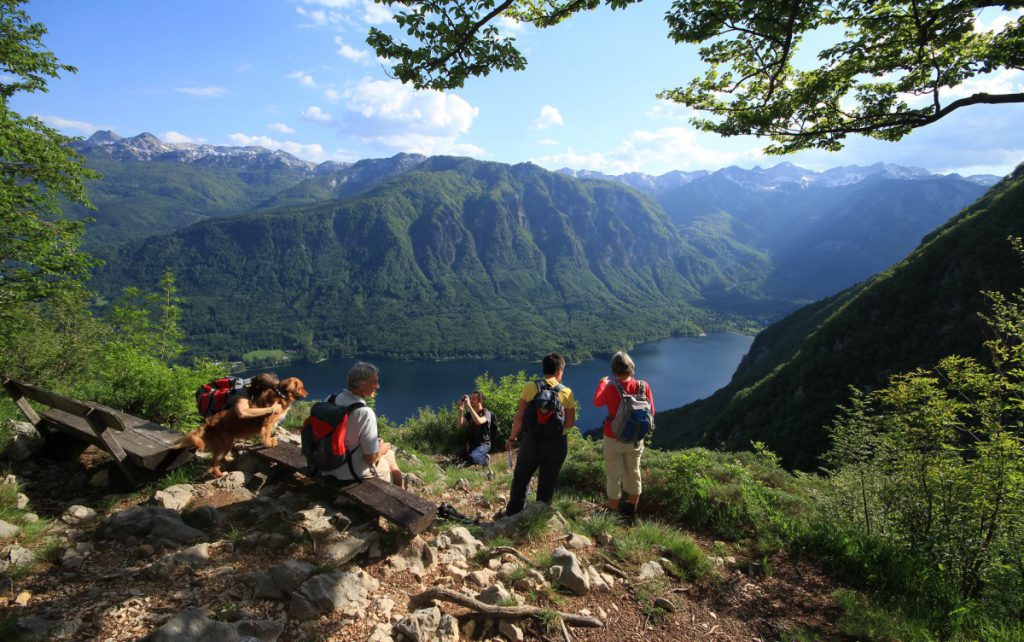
[242,332,753,430]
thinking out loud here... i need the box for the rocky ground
[0,423,844,641]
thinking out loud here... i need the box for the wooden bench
[2,375,194,487]
[250,440,436,535]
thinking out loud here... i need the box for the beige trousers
[603,435,644,500]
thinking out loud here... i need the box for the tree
[367,0,1024,153]
[0,0,97,321]
[826,240,1024,608]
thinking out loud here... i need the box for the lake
[241,332,753,430]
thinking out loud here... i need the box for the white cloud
[943,69,1024,99]
[365,133,484,157]
[339,78,481,155]
[344,78,478,133]
[362,0,391,25]
[227,132,329,161]
[324,88,342,102]
[287,70,317,88]
[645,100,695,120]
[533,126,765,174]
[973,9,1022,33]
[299,0,357,7]
[162,131,204,144]
[533,105,564,129]
[175,86,227,97]
[537,139,560,146]
[302,105,334,124]
[335,36,369,63]
[39,115,100,134]
[295,4,348,26]
[268,122,295,134]
[495,15,524,32]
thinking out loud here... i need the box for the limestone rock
[476,581,515,606]
[550,547,589,595]
[139,607,284,642]
[565,532,593,549]
[446,526,485,557]
[0,519,20,540]
[146,543,211,576]
[5,421,44,461]
[638,560,665,581]
[499,620,525,642]
[153,484,195,511]
[316,525,379,566]
[253,560,316,601]
[288,569,379,620]
[61,504,97,525]
[96,505,208,547]
[392,606,459,642]
[465,568,496,588]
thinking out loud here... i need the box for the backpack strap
[343,401,366,483]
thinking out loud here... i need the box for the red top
[593,377,655,438]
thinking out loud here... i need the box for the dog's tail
[176,425,207,451]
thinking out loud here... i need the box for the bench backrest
[1,376,128,431]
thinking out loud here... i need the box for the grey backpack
[609,380,653,444]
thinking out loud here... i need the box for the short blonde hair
[610,351,635,377]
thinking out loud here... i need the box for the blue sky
[14,0,1024,177]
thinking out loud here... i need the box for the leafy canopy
[0,0,97,318]
[367,0,1024,152]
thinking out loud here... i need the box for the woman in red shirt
[593,351,654,523]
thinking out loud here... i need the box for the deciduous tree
[367,0,1024,152]
[0,0,97,319]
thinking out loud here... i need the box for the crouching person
[319,361,404,487]
[456,391,496,466]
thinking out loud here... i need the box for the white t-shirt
[321,389,381,481]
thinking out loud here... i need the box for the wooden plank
[40,409,191,472]
[5,380,94,418]
[2,378,42,426]
[341,478,436,535]
[40,409,101,446]
[251,442,436,535]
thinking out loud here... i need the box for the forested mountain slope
[659,173,989,302]
[654,164,1024,470]
[94,157,752,361]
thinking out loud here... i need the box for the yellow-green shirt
[520,377,576,411]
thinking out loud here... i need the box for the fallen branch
[601,562,629,579]
[409,587,603,628]
[488,545,532,564]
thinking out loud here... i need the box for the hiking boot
[620,502,637,525]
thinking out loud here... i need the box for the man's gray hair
[347,361,379,389]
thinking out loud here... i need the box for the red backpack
[301,399,367,478]
[195,377,250,417]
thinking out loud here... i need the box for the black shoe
[620,502,636,525]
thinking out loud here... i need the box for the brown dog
[181,377,308,477]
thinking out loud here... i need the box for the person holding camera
[455,390,495,466]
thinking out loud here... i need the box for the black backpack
[523,379,566,440]
[300,400,366,478]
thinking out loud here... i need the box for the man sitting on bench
[323,362,404,487]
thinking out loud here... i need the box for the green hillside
[93,157,754,361]
[68,156,312,249]
[654,164,1024,470]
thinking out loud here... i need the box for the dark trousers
[505,433,568,516]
